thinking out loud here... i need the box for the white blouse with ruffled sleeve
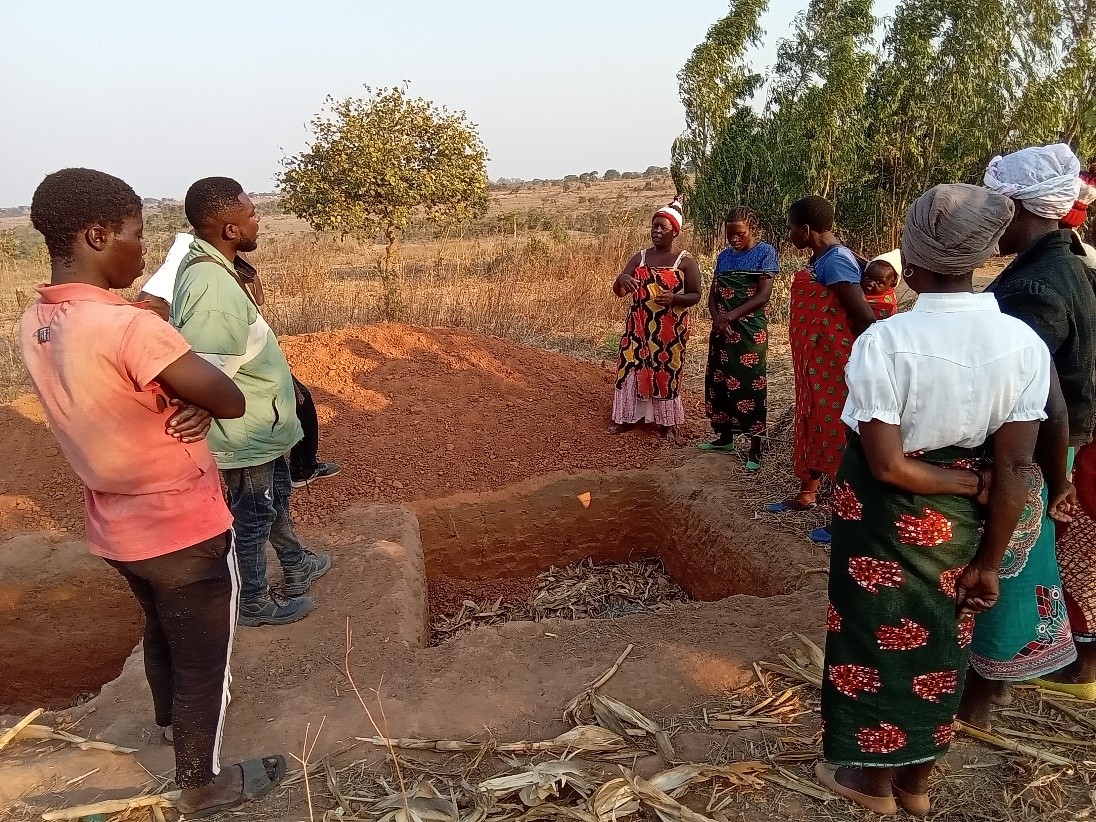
[841,292,1052,454]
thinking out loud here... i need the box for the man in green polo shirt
[172,177,331,627]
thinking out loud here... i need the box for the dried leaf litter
[430,556,690,643]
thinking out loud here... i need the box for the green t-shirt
[171,238,303,469]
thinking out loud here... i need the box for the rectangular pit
[415,471,799,640]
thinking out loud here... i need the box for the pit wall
[413,470,813,602]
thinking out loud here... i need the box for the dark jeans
[221,456,306,601]
[289,376,319,482]
[106,532,236,789]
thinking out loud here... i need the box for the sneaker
[281,551,332,598]
[238,590,314,627]
[291,462,342,488]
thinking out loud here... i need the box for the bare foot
[990,681,1013,707]
[958,670,995,730]
[957,698,993,730]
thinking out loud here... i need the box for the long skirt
[970,462,1077,680]
[788,270,854,482]
[704,326,768,436]
[611,372,685,426]
[1060,511,1096,642]
[1054,448,1096,643]
[822,435,981,768]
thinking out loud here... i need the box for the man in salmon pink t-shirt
[19,168,286,817]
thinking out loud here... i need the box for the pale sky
[0,0,897,207]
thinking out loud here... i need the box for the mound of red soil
[282,325,676,526]
[0,325,683,535]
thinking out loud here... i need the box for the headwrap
[983,143,1082,219]
[869,249,903,275]
[1061,201,1089,229]
[1061,182,1096,228]
[902,184,1014,276]
[653,196,684,235]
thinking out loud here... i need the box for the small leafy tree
[279,86,489,315]
[604,169,622,181]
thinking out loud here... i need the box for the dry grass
[0,209,798,407]
[430,557,690,643]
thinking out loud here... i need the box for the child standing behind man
[172,177,332,628]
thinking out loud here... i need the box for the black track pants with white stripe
[107,531,239,788]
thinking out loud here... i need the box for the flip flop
[179,755,287,819]
[1029,678,1096,701]
[763,499,817,514]
[744,459,761,473]
[814,761,897,816]
[809,527,832,545]
[697,441,736,452]
[893,783,930,817]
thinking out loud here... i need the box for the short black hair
[185,176,245,232]
[30,168,142,261]
[725,206,760,232]
[788,195,835,232]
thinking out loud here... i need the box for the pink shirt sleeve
[118,309,193,389]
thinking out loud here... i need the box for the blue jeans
[221,456,306,601]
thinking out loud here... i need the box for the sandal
[744,459,761,473]
[1029,678,1096,701]
[763,497,817,514]
[809,527,832,545]
[605,423,635,436]
[178,755,287,819]
[814,762,897,816]
[697,441,736,452]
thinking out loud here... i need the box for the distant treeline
[491,168,670,188]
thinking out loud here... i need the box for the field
[0,181,1081,822]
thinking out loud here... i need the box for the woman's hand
[974,469,992,506]
[956,566,1000,618]
[1048,479,1078,523]
[654,292,676,307]
[615,272,640,295]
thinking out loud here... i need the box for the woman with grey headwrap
[816,184,1050,816]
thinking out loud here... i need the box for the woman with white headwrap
[958,144,1096,715]
[609,198,703,443]
[816,184,1049,816]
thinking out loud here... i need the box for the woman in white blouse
[815,184,1052,816]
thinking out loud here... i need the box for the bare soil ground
[2,325,1094,822]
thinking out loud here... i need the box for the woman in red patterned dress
[763,196,877,543]
[608,199,702,444]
